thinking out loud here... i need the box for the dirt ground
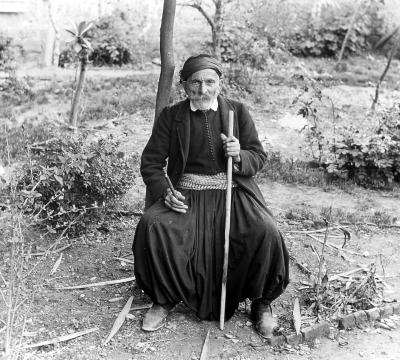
[2,60,400,359]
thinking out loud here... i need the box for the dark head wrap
[180,54,222,82]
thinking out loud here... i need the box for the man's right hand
[164,188,188,213]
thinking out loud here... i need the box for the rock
[338,314,356,330]
[380,305,394,318]
[285,333,303,346]
[365,308,380,322]
[268,335,286,346]
[353,311,368,327]
[301,322,330,341]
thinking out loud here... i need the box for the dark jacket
[141,95,268,208]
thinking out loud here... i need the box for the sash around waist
[177,172,238,190]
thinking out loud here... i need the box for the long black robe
[133,104,289,321]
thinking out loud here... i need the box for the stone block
[285,333,303,346]
[338,314,356,330]
[268,335,286,346]
[301,321,330,341]
[380,305,394,318]
[353,310,368,327]
[392,303,400,315]
[365,308,380,322]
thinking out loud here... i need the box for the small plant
[65,21,94,128]
[14,134,139,235]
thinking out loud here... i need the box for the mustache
[190,95,211,101]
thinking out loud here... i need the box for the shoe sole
[141,318,166,332]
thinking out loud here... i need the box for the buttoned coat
[141,95,269,209]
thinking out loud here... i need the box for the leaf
[80,21,94,36]
[200,329,210,360]
[293,297,301,336]
[54,174,64,186]
[103,296,133,345]
[50,253,63,275]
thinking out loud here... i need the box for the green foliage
[0,34,34,107]
[287,1,388,58]
[0,76,35,107]
[15,135,139,234]
[288,21,368,58]
[59,8,153,67]
[0,120,57,165]
[0,34,15,72]
[325,106,400,187]
[297,82,400,188]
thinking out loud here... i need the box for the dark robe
[133,96,289,321]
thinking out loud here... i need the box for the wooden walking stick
[220,109,234,330]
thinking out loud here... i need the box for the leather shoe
[142,303,175,331]
[251,299,277,339]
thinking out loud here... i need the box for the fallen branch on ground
[130,304,152,311]
[21,327,98,349]
[107,209,143,217]
[30,243,72,257]
[114,257,134,264]
[55,276,135,290]
[307,233,364,257]
[289,255,312,275]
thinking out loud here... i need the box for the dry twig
[56,277,135,290]
[22,327,98,349]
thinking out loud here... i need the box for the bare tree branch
[180,3,215,29]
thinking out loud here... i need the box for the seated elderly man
[132,54,289,338]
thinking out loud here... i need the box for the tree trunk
[69,51,88,128]
[336,0,363,67]
[154,0,176,123]
[212,0,223,59]
[145,0,176,210]
[371,39,400,111]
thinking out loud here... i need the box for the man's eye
[205,80,216,86]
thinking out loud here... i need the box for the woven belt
[177,172,237,190]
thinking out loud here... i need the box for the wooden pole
[220,110,234,330]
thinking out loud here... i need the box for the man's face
[183,69,221,110]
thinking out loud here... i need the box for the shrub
[0,119,57,165]
[324,105,400,187]
[287,2,388,58]
[15,134,139,234]
[0,34,15,72]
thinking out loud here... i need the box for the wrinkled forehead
[188,69,220,80]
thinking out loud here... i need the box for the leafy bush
[0,34,15,72]
[0,76,35,107]
[287,1,388,58]
[59,7,153,67]
[324,105,400,187]
[15,134,139,234]
[0,119,57,165]
[288,21,368,58]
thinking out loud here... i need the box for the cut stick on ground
[306,234,364,256]
[30,243,72,257]
[50,253,63,276]
[103,296,133,346]
[114,257,134,264]
[329,267,366,281]
[21,327,98,349]
[293,298,301,336]
[199,329,211,360]
[130,304,152,311]
[56,277,135,290]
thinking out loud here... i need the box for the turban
[180,54,222,82]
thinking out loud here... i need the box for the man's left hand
[221,133,241,163]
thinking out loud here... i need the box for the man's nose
[198,81,206,94]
